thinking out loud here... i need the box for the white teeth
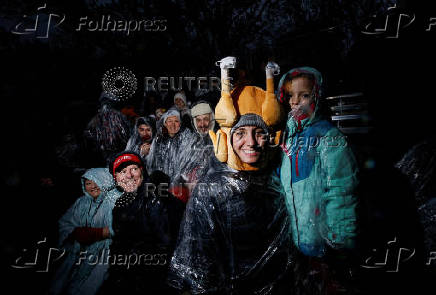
[242,150,257,154]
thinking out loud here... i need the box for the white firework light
[102,66,138,101]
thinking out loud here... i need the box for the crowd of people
[48,58,360,295]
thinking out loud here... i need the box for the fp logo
[11,3,65,39]
[362,4,415,39]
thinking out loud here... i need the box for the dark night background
[1,0,435,294]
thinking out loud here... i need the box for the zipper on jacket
[295,146,301,177]
[291,134,300,248]
[280,140,300,249]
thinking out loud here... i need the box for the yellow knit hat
[209,61,283,171]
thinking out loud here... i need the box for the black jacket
[100,180,185,295]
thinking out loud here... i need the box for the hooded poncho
[49,168,121,295]
[146,110,209,186]
[84,93,131,165]
[124,116,155,158]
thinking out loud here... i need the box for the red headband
[112,153,142,176]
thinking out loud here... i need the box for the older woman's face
[232,126,267,164]
[165,116,181,137]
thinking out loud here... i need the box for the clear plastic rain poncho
[49,168,121,295]
[84,93,131,164]
[396,139,436,264]
[168,58,294,294]
[124,116,155,158]
[146,111,212,186]
[168,157,294,294]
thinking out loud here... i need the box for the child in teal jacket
[278,67,359,258]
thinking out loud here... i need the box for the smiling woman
[168,58,293,294]
[164,115,181,137]
[84,179,101,199]
[230,113,269,164]
[48,168,119,295]
[232,125,266,163]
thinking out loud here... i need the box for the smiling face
[195,113,211,135]
[283,76,314,118]
[232,126,267,164]
[84,179,101,199]
[164,115,181,137]
[115,164,143,193]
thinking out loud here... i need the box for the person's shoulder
[311,117,333,129]
[180,127,194,136]
[192,158,236,196]
[65,195,92,213]
[309,118,341,136]
[103,188,123,207]
[74,194,91,205]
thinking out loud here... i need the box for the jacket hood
[135,116,155,138]
[190,101,216,136]
[156,109,186,137]
[81,168,115,200]
[277,67,323,104]
[125,116,155,155]
[278,67,324,133]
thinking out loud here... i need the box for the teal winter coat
[278,67,359,257]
